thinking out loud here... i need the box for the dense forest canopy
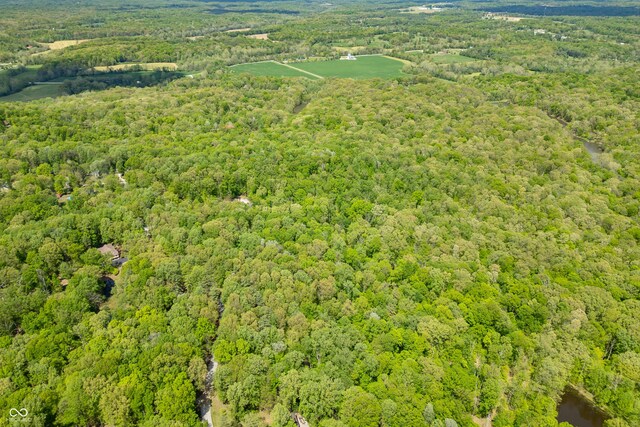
[0,0,639,426]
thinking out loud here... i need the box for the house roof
[97,244,119,258]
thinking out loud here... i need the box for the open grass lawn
[50,70,178,83]
[430,53,478,64]
[0,84,65,102]
[1,69,189,102]
[231,61,312,78]
[231,55,406,79]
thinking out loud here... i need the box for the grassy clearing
[0,65,40,80]
[293,55,405,79]
[231,61,313,78]
[1,68,186,103]
[48,70,184,83]
[430,53,478,64]
[0,84,65,102]
[93,62,178,72]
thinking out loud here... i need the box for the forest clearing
[429,53,479,64]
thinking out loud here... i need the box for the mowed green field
[0,84,66,102]
[295,55,405,78]
[231,55,406,79]
[231,61,312,78]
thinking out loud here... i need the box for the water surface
[557,388,607,427]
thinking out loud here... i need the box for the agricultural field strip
[278,62,324,79]
[230,60,324,79]
[229,60,280,66]
[382,55,413,65]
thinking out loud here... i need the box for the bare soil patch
[247,33,269,40]
[33,39,90,55]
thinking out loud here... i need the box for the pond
[557,388,608,427]
[583,141,603,164]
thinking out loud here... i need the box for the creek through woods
[198,357,218,427]
[557,388,608,427]
[198,297,224,427]
[547,114,605,165]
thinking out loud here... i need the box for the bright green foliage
[0,2,639,427]
[339,387,381,427]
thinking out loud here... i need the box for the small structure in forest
[98,243,119,259]
[234,196,253,206]
[340,53,357,60]
[57,194,72,203]
[292,413,310,427]
[116,173,127,185]
[111,257,129,268]
[98,243,128,268]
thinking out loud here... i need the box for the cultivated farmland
[231,55,406,79]
[0,83,65,102]
[231,61,314,78]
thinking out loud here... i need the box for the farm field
[0,83,65,102]
[1,69,186,102]
[231,55,406,79]
[295,55,406,78]
[231,61,315,78]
